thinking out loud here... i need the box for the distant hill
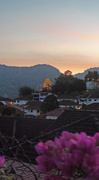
[0,64,61,98]
[74,67,99,80]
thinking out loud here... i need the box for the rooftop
[59,100,79,105]
[24,101,42,110]
[45,107,66,117]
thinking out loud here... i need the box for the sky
[0,0,99,75]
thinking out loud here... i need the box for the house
[24,101,42,116]
[0,97,13,105]
[57,95,77,103]
[86,81,99,90]
[59,100,81,109]
[78,93,90,105]
[33,92,48,102]
[78,92,99,105]
[13,96,32,106]
[32,92,55,102]
[87,92,99,104]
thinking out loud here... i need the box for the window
[80,99,84,102]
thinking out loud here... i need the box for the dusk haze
[0,0,99,74]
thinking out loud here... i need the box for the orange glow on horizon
[0,60,98,76]
[55,64,93,75]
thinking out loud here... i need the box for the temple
[43,78,52,90]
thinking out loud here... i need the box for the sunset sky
[0,0,99,75]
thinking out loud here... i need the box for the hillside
[74,67,99,80]
[0,64,61,98]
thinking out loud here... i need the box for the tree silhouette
[64,70,72,76]
[40,94,59,113]
[19,86,33,97]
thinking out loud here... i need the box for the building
[78,92,99,105]
[32,92,53,102]
[24,101,42,116]
[13,96,32,106]
[43,78,52,90]
[59,100,81,109]
[86,81,99,90]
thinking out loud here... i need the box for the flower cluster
[35,131,99,180]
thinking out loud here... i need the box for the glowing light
[10,102,13,104]
[43,78,52,90]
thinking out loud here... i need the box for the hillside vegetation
[0,64,60,98]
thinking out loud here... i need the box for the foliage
[85,71,99,82]
[64,70,72,76]
[52,74,86,95]
[40,94,59,113]
[35,131,99,180]
[2,107,16,116]
[18,86,33,97]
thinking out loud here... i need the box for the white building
[86,81,99,90]
[13,96,31,106]
[33,92,54,102]
[24,101,41,116]
[78,93,99,105]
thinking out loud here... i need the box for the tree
[19,86,33,97]
[52,74,86,95]
[70,78,86,93]
[40,94,59,113]
[64,70,72,76]
[2,107,16,116]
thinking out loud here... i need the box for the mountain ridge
[74,67,99,79]
[0,64,61,98]
[0,64,99,98]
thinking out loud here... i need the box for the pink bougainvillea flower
[36,155,55,173]
[0,156,5,166]
[45,140,57,155]
[44,175,68,180]
[76,132,95,154]
[35,142,48,154]
[35,131,99,180]
[86,168,99,180]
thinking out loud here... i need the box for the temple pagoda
[43,78,52,90]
